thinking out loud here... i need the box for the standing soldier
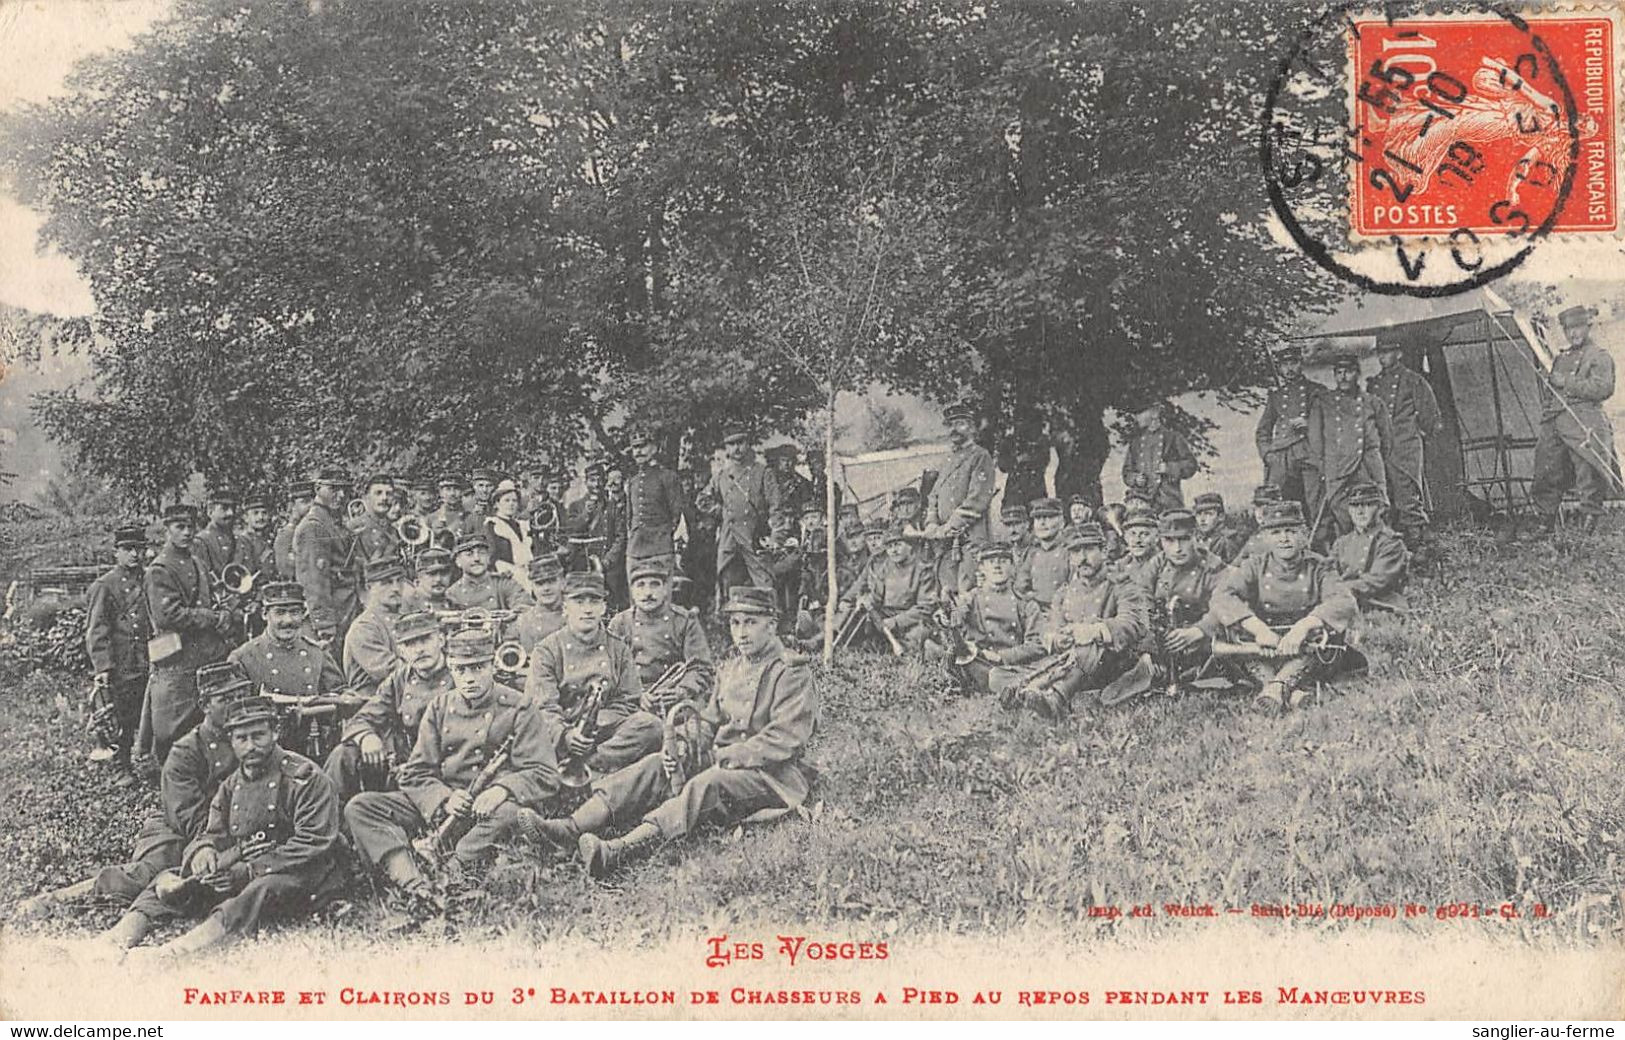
[274,481,314,580]
[144,505,235,765]
[85,523,152,779]
[1309,354,1389,545]
[519,585,818,879]
[1121,402,1198,512]
[529,466,569,560]
[920,401,996,593]
[999,501,1034,577]
[431,475,479,542]
[344,558,406,698]
[565,457,624,578]
[327,611,453,805]
[346,629,559,911]
[193,491,244,578]
[238,495,278,578]
[351,473,400,564]
[765,444,814,519]
[1014,497,1070,606]
[1367,341,1442,550]
[100,693,343,956]
[698,426,789,604]
[1532,304,1617,535]
[625,430,686,572]
[1255,343,1322,512]
[406,477,439,522]
[470,467,499,518]
[294,467,362,649]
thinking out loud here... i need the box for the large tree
[1,0,1340,500]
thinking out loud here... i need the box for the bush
[0,606,91,678]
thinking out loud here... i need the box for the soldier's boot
[377,849,443,923]
[1287,684,1317,711]
[517,795,611,853]
[15,877,96,919]
[98,911,153,950]
[580,822,663,879]
[153,913,230,959]
[1251,681,1287,717]
[1100,654,1156,707]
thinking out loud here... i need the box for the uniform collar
[743,638,784,666]
[632,605,670,621]
[568,625,605,648]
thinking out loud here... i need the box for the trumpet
[640,660,698,716]
[414,735,515,870]
[494,640,528,675]
[346,497,367,521]
[661,700,710,794]
[558,678,609,788]
[395,513,430,548]
[530,500,561,538]
[215,563,258,599]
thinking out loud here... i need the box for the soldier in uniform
[344,557,405,697]
[346,628,558,908]
[351,473,400,564]
[529,466,569,560]
[470,467,499,518]
[1256,343,1322,512]
[446,534,531,611]
[239,495,278,578]
[529,571,662,780]
[1367,341,1442,549]
[1065,495,1094,531]
[625,430,686,572]
[99,693,342,956]
[997,501,1032,576]
[1123,508,1230,697]
[327,611,452,805]
[404,547,456,616]
[920,401,996,593]
[518,585,818,879]
[274,481,314,580]
[1007,523,1148,718]
[698,426,790,605]
[1121,403,1199,512]
[931,543,1045,695]
[565,457,626,600]
[678,466,719,611]
[294,467,362,648]
[843,523,938,654]
[609,556,715,709]
[193,490,245,578]
[890,485,923,528]
[144,504,235,765]
[406,477,439,521]
[85,523,152,777]
[227,581,346,715]
[1014,497,1070,606]
[1112,506,1162,586]
[1191,491,1246,563]
[1309,354,1390,546]
[510,554,567,653]
[765,444,814,519]
[1532,304,1617,534]
[1329,482,1410,613]
[1205,500,1361,715]
[431,475,479,542]
[1235,484,1283,561]
[17,663,246,919]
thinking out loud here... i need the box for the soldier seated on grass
[925,542,1044,695]
[840,523,937,655]
[445,534,532,612]
[1191,492,1246,564]
[1329,482,1410,613]
[517,585,818,879]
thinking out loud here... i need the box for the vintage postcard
[0,0,1622,1023]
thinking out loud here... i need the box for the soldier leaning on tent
[1531,305,1617,535]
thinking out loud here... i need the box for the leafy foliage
[861,400,914,453]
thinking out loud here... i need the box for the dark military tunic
[1367,363,1441,533]
[625,463,686,562]
[273,521,300,580]
[608,602,715,702]
[1014,537,1070,606]
[193,524,248,579]
[85,561,150,694]
[1309,388,1390,534]
[143,547,231,758]
[293,501,360,641]
[1208,551,1357,632]
[341,605,398,696]
[510,601,566,655]
[343,660,454,763]
[1330,522,1410,611]
[527,625,658,773]
[349,511,401,565]
[229,632,346,699]
[699,456,787,591]
[1256,376,1322,502]
[445,572,532,612]
[1120,427,1199,511]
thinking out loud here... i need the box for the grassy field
[1,517,1622,953]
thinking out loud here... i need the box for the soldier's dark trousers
[581,709,663,776]
[92,820,187,901]
[716,551,773,608]
[1055,645,1130,699]
[323,743,394,807]
[144,667,202,766]
[1385,437,1430,537]
[130,873,319,937]
[594,753,783,839]
[344,791,520,868]
[1532,420,1610,518]
[110,675,146,764]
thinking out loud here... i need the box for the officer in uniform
[1121,402,1198,512]
[933,542,1045,695]
[100,692,343,956]
[327,611,452,805]
[920,401,996,593]
[350,473,400,564]
[890,485,923,528]
[1014,497,1070,605]
[1329,482,1410,612]
[566,455,627,604]
[529,466,569,559]
[294,467,362,648]
[528,572,662,778]
[1532,304,1617,534]
[1309,354,1390,545]
[1255,343,1323,512]
[193,490,246,578]
[344,557,405,697]
[227,581,346,705]
[345,628,560,906]
[1204,500,1360,715]
[608,557,715,710]
[1366,341,1442,549]
[239,495,278,578]
[510,554,568,653]
[625,430,686,571]
[1191,492,1246,563]
[16,662,246,920]
[518,585,818,879]
[143,505,235,765]
[446,534,532,611]
[274,481,314,580]
[405,477,438,521]
[698,426,790,605]
[85,523,152,776]
[431,475,479,542]
[999,501,1033,575]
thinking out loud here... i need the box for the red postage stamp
[1349,13,1617,237]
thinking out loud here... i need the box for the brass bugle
[346,497,367,521]
[396,514,430,547]
[494,640,528,674]
[218,563,257,596]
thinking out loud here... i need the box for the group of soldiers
[29,301,1613,954]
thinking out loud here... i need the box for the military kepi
[225,695,278,730]
[564,571,608,600]
[721,585,777,616]
[1260,500,1307,529]
[445,628,496,664]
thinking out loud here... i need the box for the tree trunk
[822,383,838,667]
